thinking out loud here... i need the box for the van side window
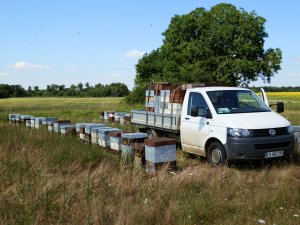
[187,92,208,116]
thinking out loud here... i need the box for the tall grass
[0,96,300,225]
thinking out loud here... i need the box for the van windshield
[206,90,271,114]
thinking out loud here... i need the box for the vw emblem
[269,129,276,137]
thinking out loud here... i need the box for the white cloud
[124,50,144,58]
[13,61,50,70]
[289,72,300,77]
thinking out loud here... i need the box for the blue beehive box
[84,124,105,134]
[54,121,71,133]
[34,117,45,129]
[98,128,121,147]
[60,125,76,135]
[114,112,127,122]
[144,138,177,163]
[47,121,55,132]
[91,127,111,144]
[42,117,57,125]
[9,114,21,121]
[121,133,148,159]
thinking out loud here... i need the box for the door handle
[185,118,190,120]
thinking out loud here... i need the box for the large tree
[135,3,282,86]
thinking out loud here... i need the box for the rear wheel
[147,129,159,139]
[207,142,227,166]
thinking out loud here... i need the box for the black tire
[207,142,227,166]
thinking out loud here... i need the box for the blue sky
[0,0,299,90]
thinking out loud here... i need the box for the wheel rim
[211,148,222,164]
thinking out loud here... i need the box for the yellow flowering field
[265,92,300,102]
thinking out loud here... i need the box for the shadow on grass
[228,152,300,170]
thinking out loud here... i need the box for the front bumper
[224,134,295,160]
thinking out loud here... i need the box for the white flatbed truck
[131,86,294,165]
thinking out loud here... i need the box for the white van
[131,86,294,165]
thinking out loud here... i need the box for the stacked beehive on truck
[145,82,213,114]
[145,82,185,114]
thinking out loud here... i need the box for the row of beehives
[8,113,177,173]
[100,111,131,124]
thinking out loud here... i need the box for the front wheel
[207,142,227,166]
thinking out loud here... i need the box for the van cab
[180,87,294,165]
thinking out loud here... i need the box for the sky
[0,0,300,90]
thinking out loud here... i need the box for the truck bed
[131,110,181,132]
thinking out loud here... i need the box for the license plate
[265,151,284,158]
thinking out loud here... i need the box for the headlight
[287,125,293,134]
[227,128,253,137]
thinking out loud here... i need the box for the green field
[0,96,300,225]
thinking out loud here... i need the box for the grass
[0,95,300,225]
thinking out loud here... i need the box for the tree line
[0,82,129,98]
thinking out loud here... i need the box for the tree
[76,82,83,91]
[135,3,282,87]
[85,82,90,90]
[0,84,11,98]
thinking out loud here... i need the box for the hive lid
[20,115,33,119]
[60,125,76,129]
[84,123,104,128]
[144,137,177,147]
[91,127,112,132]
[55,120,71,124]
[121,132,148,139]
[98,128,121,134]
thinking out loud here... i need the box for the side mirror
[277,102,284,113]
[191,106,199,117]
